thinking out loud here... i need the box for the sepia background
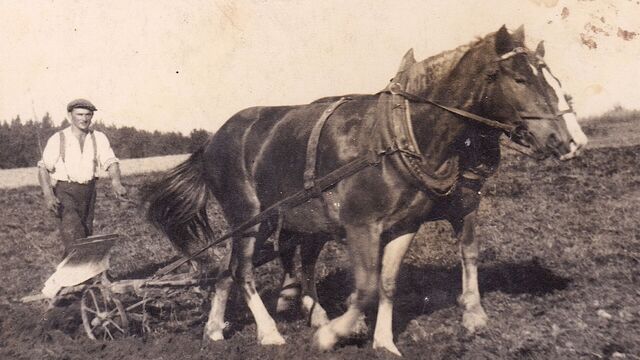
[1,1,638,359]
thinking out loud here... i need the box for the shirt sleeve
[37,133,60,171]
[95,132,119,170]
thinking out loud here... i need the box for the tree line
[0,113,212,169]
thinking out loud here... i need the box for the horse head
[455,25,582,160]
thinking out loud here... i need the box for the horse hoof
[201,331,224,351]
[353,314,368,335]
[314,325,337,351]
[203,325,225,342]
[309,310,330,327]
[209,331,225,341]
[462,307,488,333]
[301,296,329,327]
[259,331,286,346]
[276,296,296,313]
[373,340,403,357]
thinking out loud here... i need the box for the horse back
[202,103,334,205]
[205,98,377,191]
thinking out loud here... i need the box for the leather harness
[303,97,352,192]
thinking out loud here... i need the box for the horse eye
[514,77,527,84]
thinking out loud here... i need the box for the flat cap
[67,98,97,112]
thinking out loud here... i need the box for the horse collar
[387,93,460,196]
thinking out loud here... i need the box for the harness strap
[304,97,351,190]
[496,47,528,61]
[519,111,566,120]
[387,93,459,195]
[399,98,422,157]
[387,83,517,133]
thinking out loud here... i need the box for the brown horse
[274,28,589,348]
[145,25,582,355]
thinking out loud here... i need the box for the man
[38,98,127,258]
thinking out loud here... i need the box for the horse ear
[396,48,416,74]
[535,40,546,58]
[495,25,514,55]
[382,48,417,91]
[512,25,525,44]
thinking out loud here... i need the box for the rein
[385,83,517,133]
[384,83,566,161]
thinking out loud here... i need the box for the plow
[21,232,286,341]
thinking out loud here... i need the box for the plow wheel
[81,286,129,340]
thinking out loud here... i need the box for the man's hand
[44,194,61,215]
[38,167,60,215]
[108,163,127,200]
[113,183,127,200]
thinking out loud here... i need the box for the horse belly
[282,198,338,234]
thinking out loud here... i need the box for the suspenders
[58,130,98,180]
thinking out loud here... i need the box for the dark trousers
[54,180,97,258]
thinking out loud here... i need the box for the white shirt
[38,127,119,183]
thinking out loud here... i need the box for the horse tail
[143,148,214,253]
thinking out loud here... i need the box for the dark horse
[146,26,583,355]
[274,26,589,350]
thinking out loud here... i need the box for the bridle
[383,46,570,158]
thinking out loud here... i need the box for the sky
[1,0,638,134]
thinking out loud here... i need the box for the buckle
[388,82,403,95]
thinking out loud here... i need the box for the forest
[0,113,211,169]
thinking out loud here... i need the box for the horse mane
[399,37,485,97]
[311,35,491,104]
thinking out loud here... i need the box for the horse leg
[276,233,329,326]
[204,243,233,342]
[299,236,329,327]
[314,223,381,351]
[276,232,301,314]
[204,224,285,345]
[453,211,488,332]
[372,232,416,356]
[234,224,286,345]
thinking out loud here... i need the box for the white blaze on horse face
[540,67,588,158]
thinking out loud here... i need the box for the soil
[0,118,638,359]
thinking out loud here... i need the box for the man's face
[69,108,93,132]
